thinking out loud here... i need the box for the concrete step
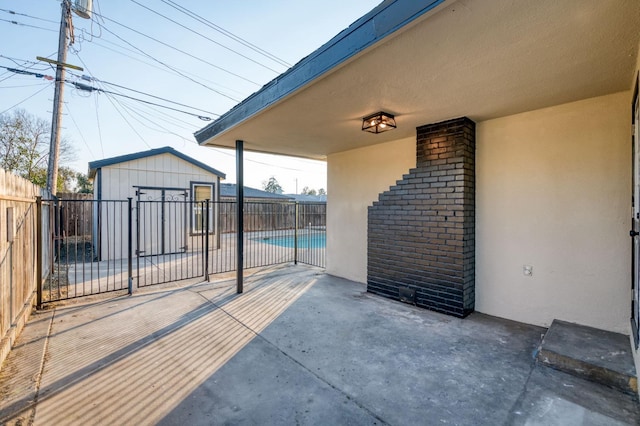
[536,319,638,395]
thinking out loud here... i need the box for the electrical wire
[65,80,215,121]
[161,0,292,68]
[0,17,57,32]
[91,12,261,87]
[95,23,243,101]
[94,95,105,157]
[0,52,57,83]
[88,77,219,117]
[0,63,218,120]
[116,98,196,145]
[0,82,51,89]
[65,102,96,159]
[130,0,283,74]
[0,7,58,24]
[0,83,51,115]
[101,89,153,149]
[73,37,247,97]
[0,55,50,71]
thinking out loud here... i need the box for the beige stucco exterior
[327,136,415,283]
[476,92,630,334]
[327,92,631,334]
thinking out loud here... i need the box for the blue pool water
[258,233,326,249]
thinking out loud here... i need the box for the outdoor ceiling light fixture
[362,111,396,134]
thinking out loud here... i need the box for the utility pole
[46,0,71,196]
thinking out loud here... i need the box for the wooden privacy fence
[57,192,93,237]
[0,169,50,372]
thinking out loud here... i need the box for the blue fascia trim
[194,0,446,144]
[88,146,226,179]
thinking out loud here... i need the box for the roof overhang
[195,0,640,160]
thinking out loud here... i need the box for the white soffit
[200,0,640,160]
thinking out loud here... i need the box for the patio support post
[127,197,133,295]
[236,140,244,294]
[294,202,298,265]
[204,198,210,281]
[36,196,43,309]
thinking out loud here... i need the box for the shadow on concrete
[0,266,317,424]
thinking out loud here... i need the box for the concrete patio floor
[0,265,638,425]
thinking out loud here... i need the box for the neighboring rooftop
[88,146,226,179]
[220,183,293,200]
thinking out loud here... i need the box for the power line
[0,7,59,24]
[95,23,244,101]
[0,55,51,71]
[91,12,262,87]
[65,102,96,159]
[0,63,219,120]
[161,0,292,68]
[87,76,220,117]
[0,17,57,32]
[94,94,105,157]
[101,88,153,150]
[130,0,283,74]
[0,52,57,84]
[73,36,247,97]
[115,97,197,145]
[66,79,215,121]
[0,83,51,115]
[0,82,50,89]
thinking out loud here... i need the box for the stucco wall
[328,92,631,334]
[327,136,415,282]
[476,92,631,333]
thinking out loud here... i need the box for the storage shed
[88,147,226,260]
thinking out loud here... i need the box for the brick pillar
[367,117,475,317]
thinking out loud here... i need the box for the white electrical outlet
[523,265,533,277]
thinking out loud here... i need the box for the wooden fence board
[0,169,49,372]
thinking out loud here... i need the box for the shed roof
[220,183,294,200]
[88,146,226,179]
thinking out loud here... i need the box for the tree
[301,186,317,196]
[262,176,283,194]
[318,188,326,195]
[75,172,93,193]
[0,109,75,191]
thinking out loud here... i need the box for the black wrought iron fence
[39,199,326,303]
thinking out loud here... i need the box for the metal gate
[136,193,209,287]
[41,198,132,303]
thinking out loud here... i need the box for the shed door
[137,188,188,256]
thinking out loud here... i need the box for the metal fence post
[128,197,133,295]
[36,196,43,309]
[294,202,299,265]
[204,199,210,281]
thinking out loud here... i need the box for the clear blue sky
[0,0,379,193]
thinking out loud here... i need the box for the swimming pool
[257,233,326,249]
